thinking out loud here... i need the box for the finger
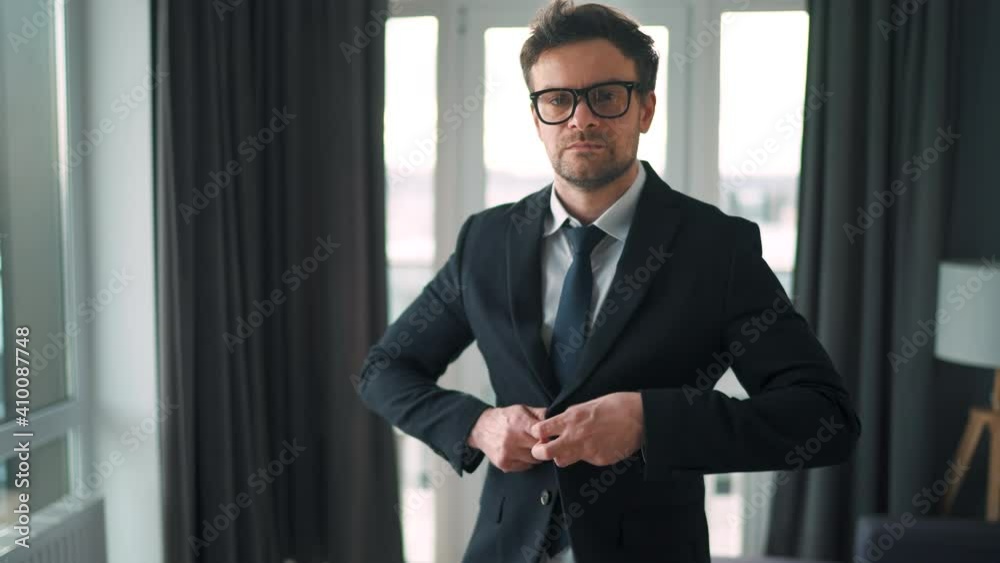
[548,436,583,467]
[515,429,545,450]
[529,414,567,440]
[504,432,546,458]
[514,408,545,433]
[507,450,543,468]
[518,452,544,465]
[526,406,548,420]
[531,434,576,463]
[552,453,581,468]
[535,447,581,468]
[530,440,551,461]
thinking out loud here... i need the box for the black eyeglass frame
[529,80,640,125]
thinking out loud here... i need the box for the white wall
[69,0,164,560]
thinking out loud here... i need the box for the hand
[468,404,548,473]
[528,392,643,467]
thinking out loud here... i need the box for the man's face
[529,38,655,191]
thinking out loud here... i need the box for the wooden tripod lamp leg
[988,369,1000,521]
[989,415,1000,521]
[941,369,1000,520]
[942,409,986,515]
[994,369,1000,411]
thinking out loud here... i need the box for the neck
[553,160,640,225]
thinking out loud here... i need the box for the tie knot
[564,224,606,257]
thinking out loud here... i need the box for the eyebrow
[533,78,636,91]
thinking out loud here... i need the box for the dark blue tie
[550,223,607,389]
[544,223,605,559]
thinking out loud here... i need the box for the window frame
[0,0,94,548]
[697,0,808,556]
[385,0,807,560]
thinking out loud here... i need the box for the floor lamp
[935,259,1000,521]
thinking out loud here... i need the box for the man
[359,1,861,562]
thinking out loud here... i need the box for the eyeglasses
[529,80,639,125]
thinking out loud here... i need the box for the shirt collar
[543,160,646,242]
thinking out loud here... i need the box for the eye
[540,91,572,107]
[593,88,618,103]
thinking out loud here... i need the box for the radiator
[0,499,106,563]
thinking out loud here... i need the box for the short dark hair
[520,0,659,93]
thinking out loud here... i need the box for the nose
[567,95,600,130]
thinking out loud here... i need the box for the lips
[567,143,604,150]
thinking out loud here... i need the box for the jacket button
[540,490,551,505]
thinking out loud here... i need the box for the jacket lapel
[551,162,684,407]
[506,187,561,401]
[505,161,685,407]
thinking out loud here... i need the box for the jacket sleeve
[357,213,493,476]
[639,220,861,480]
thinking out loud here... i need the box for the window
[385,15,439,563]
[382,1,809,560]
[718,10,809,295]
[708,6,810,557]
[0,0,86,552]
[385,16,438,306]
[0,436,70,528]
[0,0,71,418]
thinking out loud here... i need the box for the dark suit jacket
[358,160,861,563]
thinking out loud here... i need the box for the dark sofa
[713,514,1000,563]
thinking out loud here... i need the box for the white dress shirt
[538,161,647,561]
[540,160,647,354]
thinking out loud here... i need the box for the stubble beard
[554,144,633,192]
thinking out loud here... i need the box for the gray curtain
[765,0,968,560]
[154,1,403,562]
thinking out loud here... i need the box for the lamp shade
[934,259,1000,369]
